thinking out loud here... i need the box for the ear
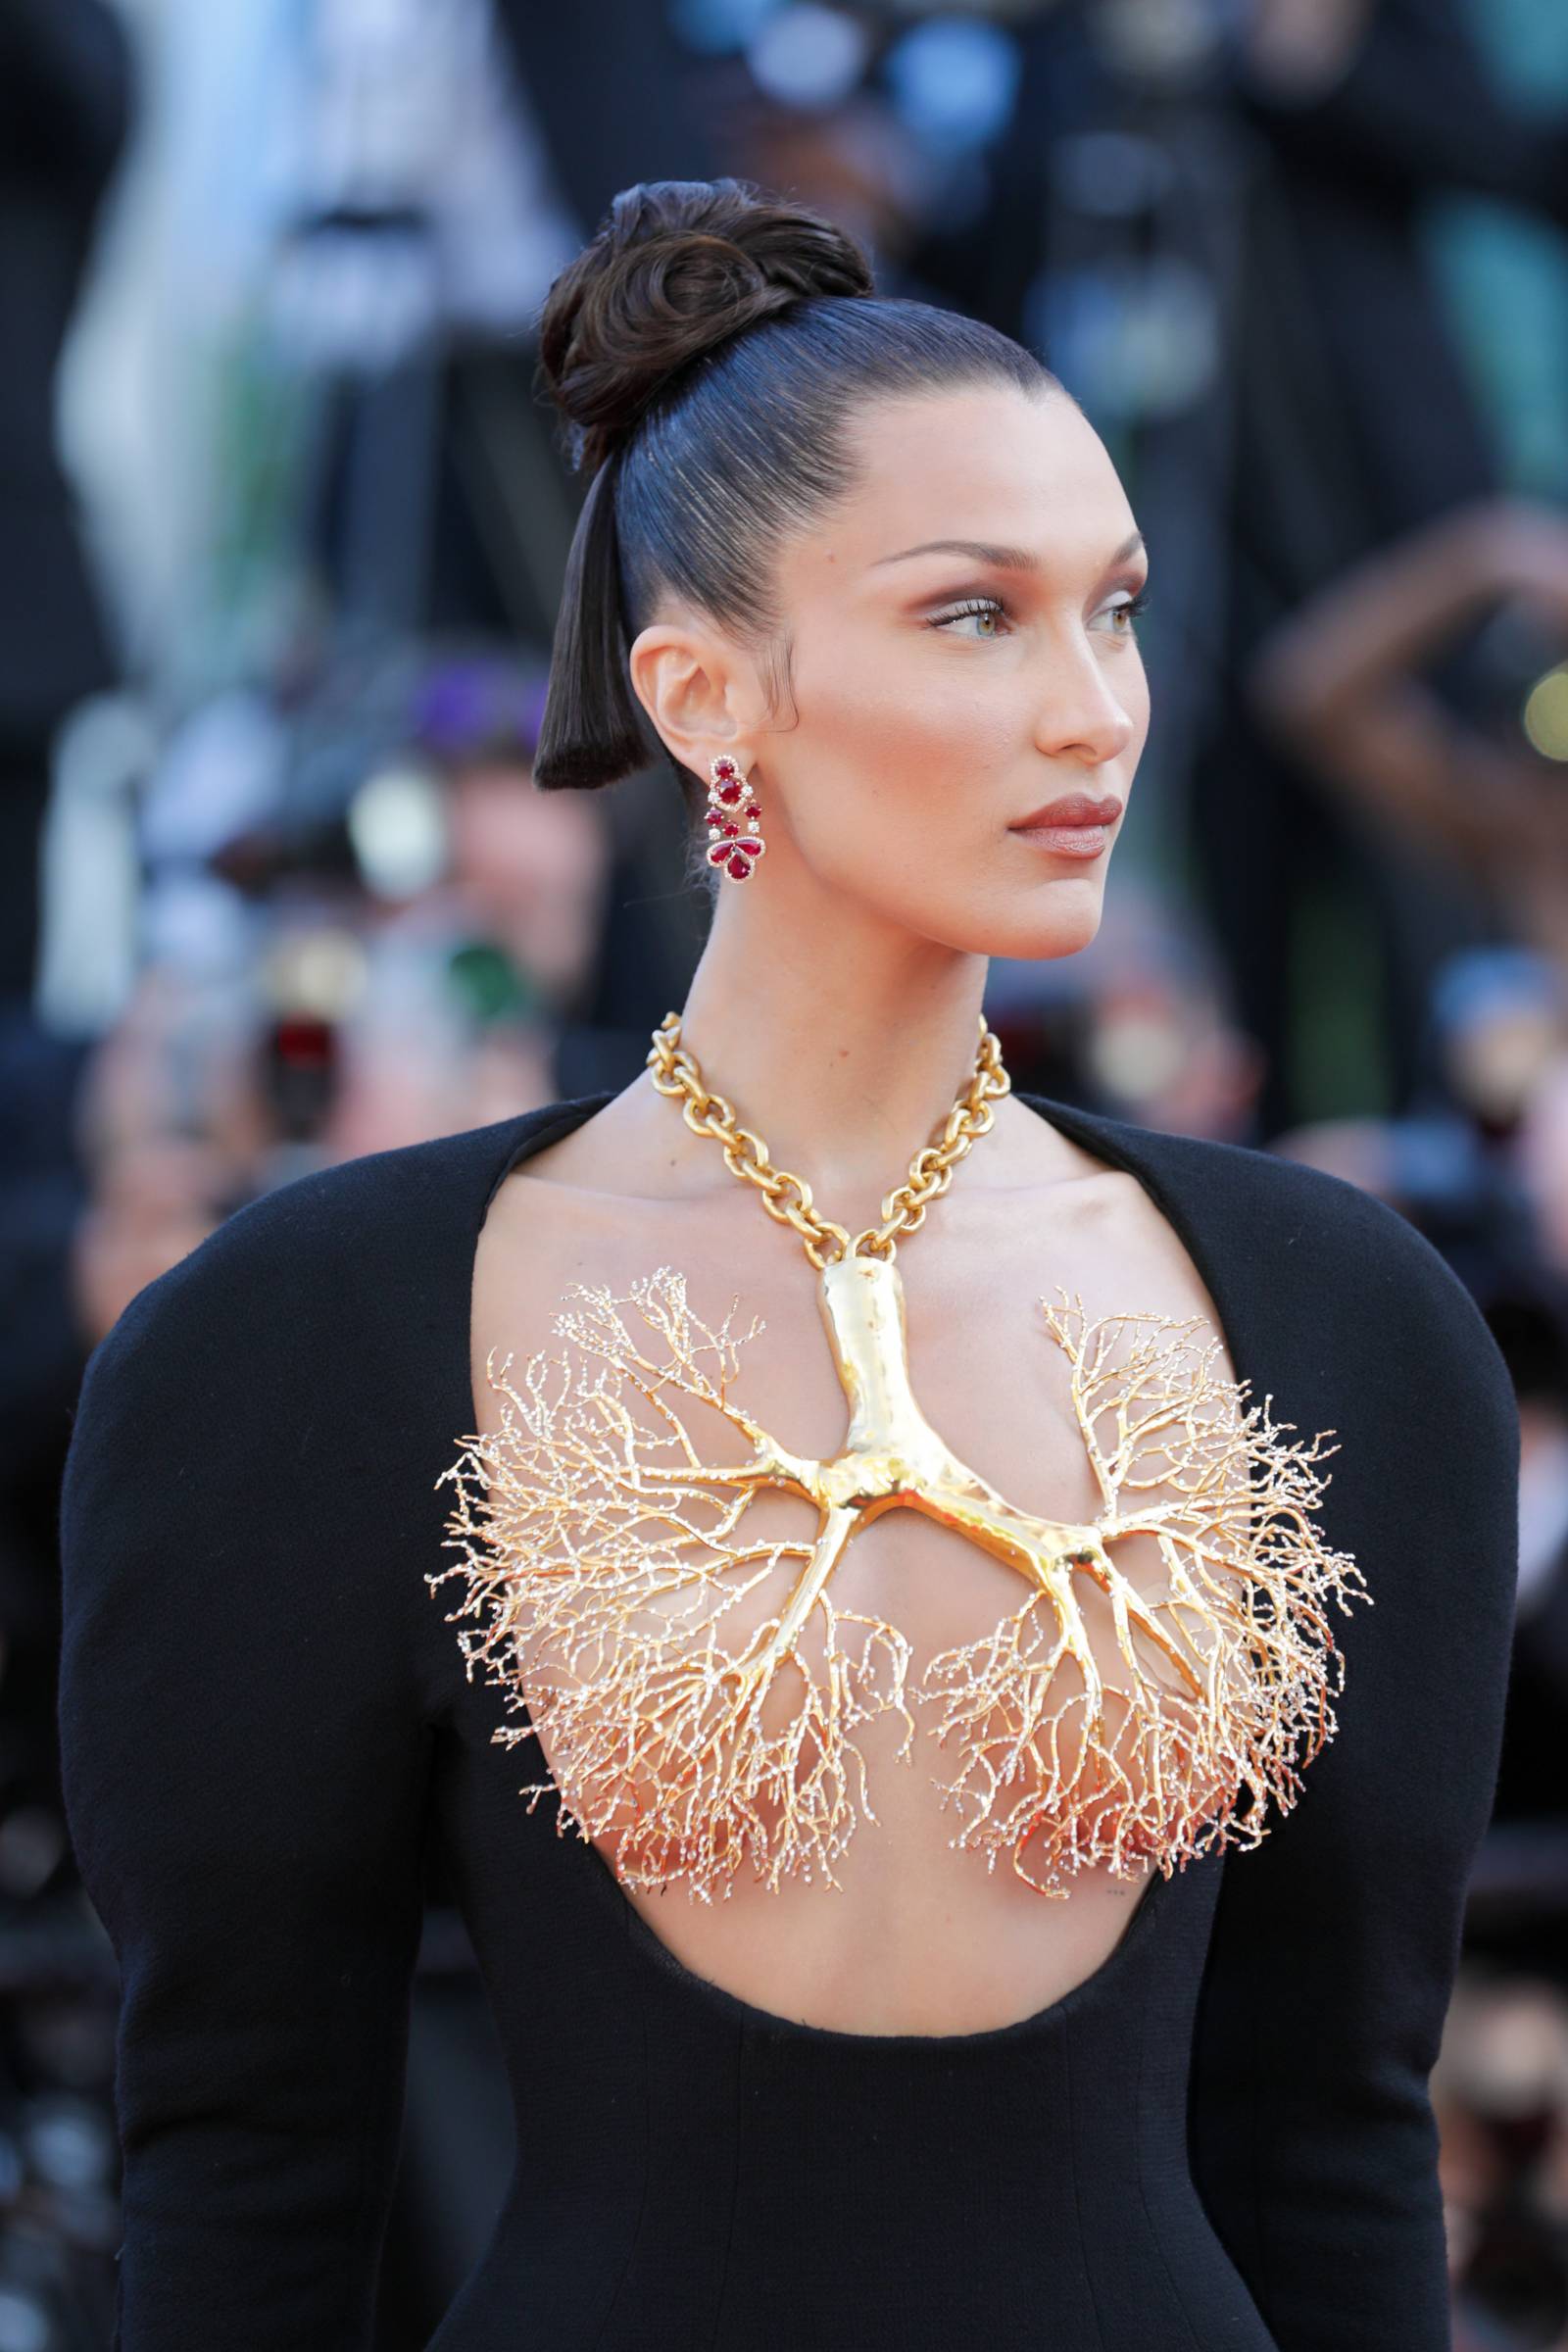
[627,614,760,779]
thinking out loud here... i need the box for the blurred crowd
[3,0,1568,2343]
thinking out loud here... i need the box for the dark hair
[531,178,1060,842]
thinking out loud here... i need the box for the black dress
[56,1087,1520,2351]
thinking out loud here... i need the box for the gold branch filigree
[430,1258,1368,1904]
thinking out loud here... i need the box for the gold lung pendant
[432,1254,1369,1904]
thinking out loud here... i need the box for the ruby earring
[704,755,766,883]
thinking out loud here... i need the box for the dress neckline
[456,1082,1255,2050]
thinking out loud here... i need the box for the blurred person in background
[1200,0,1568,1135]
[66,650,621,1348]
[0,0,131,1019]
[0,0,136,1535]
[321,654,615,1161]
[1266,946,1565,1292]
[0,16,135,2349]
[1250,498,1568,973]
[1435,1974,1568,2348]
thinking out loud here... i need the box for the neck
[642,868,993,1208]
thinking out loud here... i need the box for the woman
[58,179,1519,2350]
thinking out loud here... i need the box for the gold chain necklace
[433,1015,1369,1907]
[645,1007,1010,1269]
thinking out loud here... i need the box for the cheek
[1126,655,1152,742]
[779,616,1019,843]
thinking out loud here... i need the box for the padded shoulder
[62,1116,535,1725]
[1043,1098,1517,1445]
[76,1112,529,1398]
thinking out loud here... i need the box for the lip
[1009,792,1124,830]
[1008,791,1123,861]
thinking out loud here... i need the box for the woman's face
[741,381,1150,961]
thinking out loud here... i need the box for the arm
[57,1203,435,2348]
[1246,498,1568,878]
[1188,1200,1521,2345]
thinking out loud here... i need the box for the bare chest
[439,1154,1315,2036]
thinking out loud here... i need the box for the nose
[1032,630,1140,768]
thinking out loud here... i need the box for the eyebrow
[870,530,1146,573]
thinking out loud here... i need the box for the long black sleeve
[57,1179,439,2348]
[1186,1183,1521,2346]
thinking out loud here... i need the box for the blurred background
[4,0,1568,2343]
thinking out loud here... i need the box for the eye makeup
[924,585,1152,639]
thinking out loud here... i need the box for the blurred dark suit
[0,0,132,1002]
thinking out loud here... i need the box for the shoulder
[1032,1095,1517,1448]
[67,1112,536,1471]
[1042,1091,1485,1303]
[58,1112,573,1717]
[1159,1117,1501,1330]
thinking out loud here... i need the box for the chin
[836,855,1110,960]
[971,880,1108,963]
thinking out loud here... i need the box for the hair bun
[537,178,875,477]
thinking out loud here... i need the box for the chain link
[646,1009,1012,1270]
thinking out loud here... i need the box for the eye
[929,596,1010,640]
[1103,589,1152,638]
